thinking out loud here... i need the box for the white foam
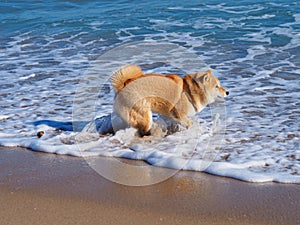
[218,5,265,15]
[19,73,36,80]
[0,116,10,121]
[206,162,300,183]
[0,116,215,169]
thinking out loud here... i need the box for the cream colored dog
[110,65,229,136]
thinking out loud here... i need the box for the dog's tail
[110,65,143,92]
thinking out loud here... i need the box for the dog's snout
[226,91,229,96]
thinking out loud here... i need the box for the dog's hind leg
[129,102,153,137]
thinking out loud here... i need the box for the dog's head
[194,69,229,104]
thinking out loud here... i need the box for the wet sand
[0,147,299,225]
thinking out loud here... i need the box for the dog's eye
[215,85,219,88]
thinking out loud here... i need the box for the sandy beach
[0,147,299,225]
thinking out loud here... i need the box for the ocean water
[0,0,299,184]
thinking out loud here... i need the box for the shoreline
[0,147,299,225]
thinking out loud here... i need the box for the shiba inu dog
[110,65,229,136]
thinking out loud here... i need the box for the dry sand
[0,147,299,225]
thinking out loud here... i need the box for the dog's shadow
[33,120,75,131]
[33,115,114,134]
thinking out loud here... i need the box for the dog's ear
[195,71,211,83]
[203,71,211,83]
[203,70,213,82]
[203,74,209,83]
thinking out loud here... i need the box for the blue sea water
[0,0,299,184]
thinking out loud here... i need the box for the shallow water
[0,0,299,184]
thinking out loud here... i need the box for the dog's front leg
[170,108,192,129]
[179,116,193,128]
